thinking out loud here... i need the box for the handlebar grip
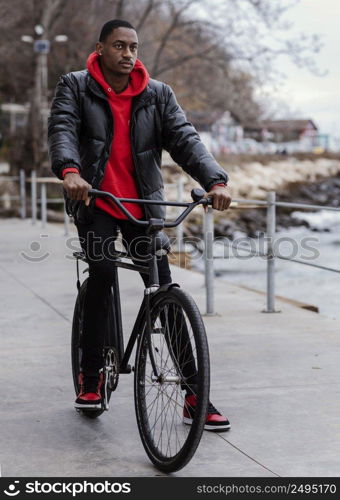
[191,188,213,205]
[191,188,206,202]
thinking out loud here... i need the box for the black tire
[71,278,115,419]
[134,287,210,472]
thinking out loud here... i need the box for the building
[0,103,30,136]
[186,110,243,154]
[244,119,319,152]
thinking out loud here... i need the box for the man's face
[96,27,138,76]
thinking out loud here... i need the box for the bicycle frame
[74,240,177,378]
[74,188,211,382]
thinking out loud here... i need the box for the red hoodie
[63,52,149,219]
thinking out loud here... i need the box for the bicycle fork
[144,291,159,380]
[144,290,183,386]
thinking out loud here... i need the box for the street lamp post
[34,34,50,151]
[21,26,68,169]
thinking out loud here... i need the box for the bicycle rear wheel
[134,287,210,472]
[71,279,116,418]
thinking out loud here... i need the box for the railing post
[31,170,37,225]
[41,183,47,228]
[204,207,215,315]
[265,191,277,312]
[63,200,69,236]
[19,169,26,219]
[176,176,184,251]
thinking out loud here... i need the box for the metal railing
[2,171,337,316]
[264,192,340,313]
[202,191,340,316]
[28,172,70,235]
[0,170,183,238]
[0,169,69,234]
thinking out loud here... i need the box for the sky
[268,0,340,138]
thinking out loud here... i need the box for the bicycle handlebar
[87,188,212,228]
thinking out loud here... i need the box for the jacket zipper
[87,75,114,188]
[130,111,144,200]
[94,100,114,189]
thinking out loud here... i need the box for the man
[48,19,232,431]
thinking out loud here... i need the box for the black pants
[76,207,197,391]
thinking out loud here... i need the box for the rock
[161,158,340,240]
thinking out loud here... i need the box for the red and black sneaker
[183,394,231,432]
[75,371,104,410]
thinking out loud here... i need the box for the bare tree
[0,0,72,171]
[0,0,323,170]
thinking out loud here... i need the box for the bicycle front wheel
[134,287,210,472]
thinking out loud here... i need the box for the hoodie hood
[86,51,149,97]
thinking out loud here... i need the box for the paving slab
[1,218,340,477]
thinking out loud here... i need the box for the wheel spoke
[135,290,209,469]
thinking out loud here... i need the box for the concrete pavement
[1,218,340,477]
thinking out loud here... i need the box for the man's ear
[95,41,103,56]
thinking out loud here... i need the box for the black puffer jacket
[48,70,229,221]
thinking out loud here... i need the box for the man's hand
[63,173,92,206]
[206,184,231,211]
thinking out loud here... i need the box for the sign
[34,40,50,54]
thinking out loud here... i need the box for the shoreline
[162,155,340,238]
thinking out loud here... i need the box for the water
[191,211,340,320]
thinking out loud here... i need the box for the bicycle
[71,188,212,472]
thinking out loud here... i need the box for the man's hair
[99,19,136,42]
